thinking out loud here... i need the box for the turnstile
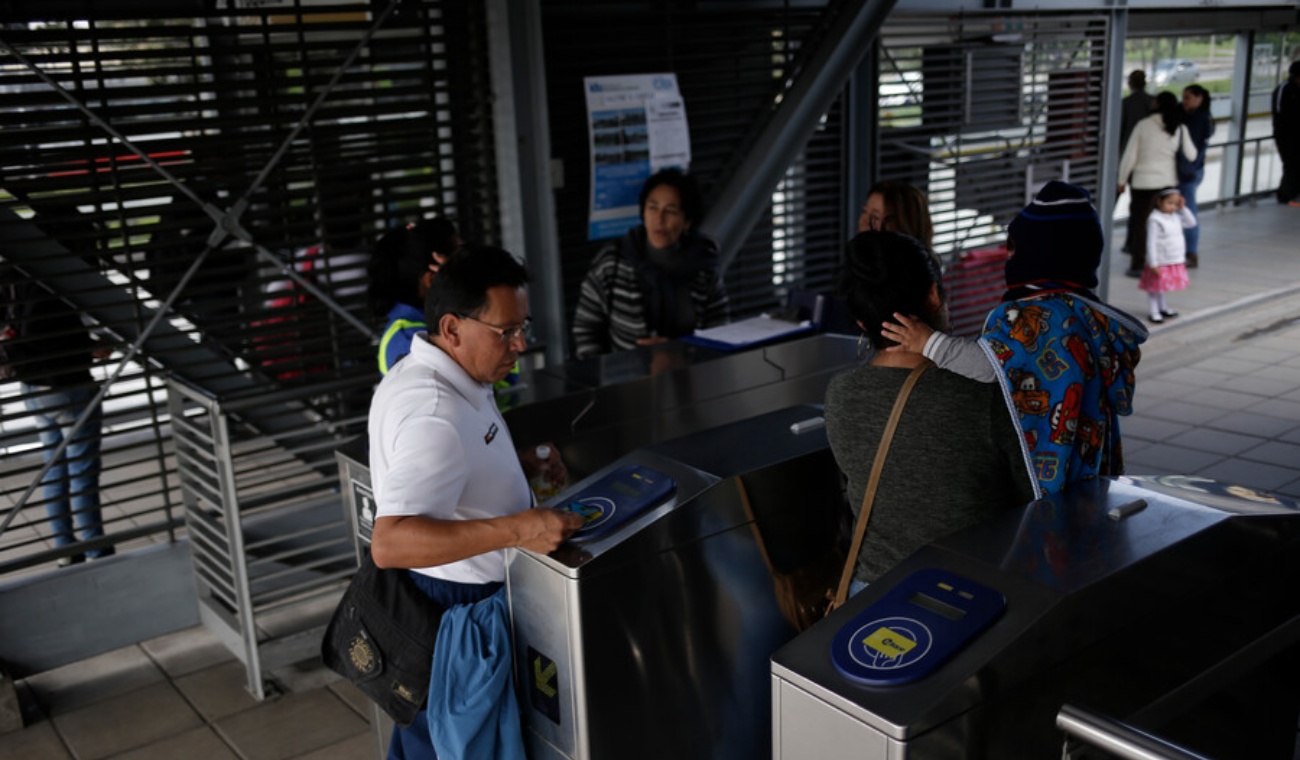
[508,405,846,760]
[771,476,1300,759]
[503,333,857,482]
[334,334,858,757]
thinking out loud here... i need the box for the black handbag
[321,547,446,727]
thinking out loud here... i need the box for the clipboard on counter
[680,313,814,352]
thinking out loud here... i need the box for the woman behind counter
[572,168,729,358]
[824,231,1035,588]
[857,180,934,249]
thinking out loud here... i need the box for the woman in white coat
[1118,91,1197,278]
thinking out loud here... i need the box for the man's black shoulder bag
[321,548,445,727]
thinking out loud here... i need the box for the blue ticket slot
[555,464,675,542]
[831,568,1005,686]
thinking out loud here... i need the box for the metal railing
[165,374,366,699]
[1057,704,1214,760]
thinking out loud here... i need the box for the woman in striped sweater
[572,168,728,358]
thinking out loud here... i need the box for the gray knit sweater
[824,364,1036,583]
[571,227,728,358]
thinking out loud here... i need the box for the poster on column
[584,73,691,241]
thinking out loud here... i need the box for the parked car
[1151,58,1200,86]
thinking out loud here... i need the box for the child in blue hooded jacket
[881,181,1148,496]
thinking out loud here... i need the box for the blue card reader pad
[831,568,1005,686]
[553,464,675,542]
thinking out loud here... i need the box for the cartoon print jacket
[979,291,1147,495]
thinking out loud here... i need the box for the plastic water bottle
[530,444,561,502]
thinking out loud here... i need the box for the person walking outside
[1119,70,1156,258]
[1273,60,1300,206]
[1118,91,1197,278]
[1178,84,1214,267]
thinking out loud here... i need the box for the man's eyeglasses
[457,313,533,344]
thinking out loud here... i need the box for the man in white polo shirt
[369,245,582,759]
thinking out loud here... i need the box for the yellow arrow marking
[534,657,557,698]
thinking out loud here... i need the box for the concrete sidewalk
[1107,201,1300,501]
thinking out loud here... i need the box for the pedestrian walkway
[1105,201,1300,501]
[2,201,1299,760]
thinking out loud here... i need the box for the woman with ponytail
[823,231,1034,589]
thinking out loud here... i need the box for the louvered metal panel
[877,12,1110,260]
[540,1,848,326]
[0,0,498,574]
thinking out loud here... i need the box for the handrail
[1056,704,1214,760]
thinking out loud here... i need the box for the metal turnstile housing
[771,476,1300,759]
[509,405,846,760]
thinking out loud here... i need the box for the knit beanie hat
[1005,180,1104,289]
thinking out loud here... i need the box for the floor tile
[1122,445,1225,476]
[1244,398,1300,422]
[1158,367,1234,388]
[1188,357,1266,377]
[1139,401,1233,427]
[268,657,346,697]
[1166,428,1265,457]
[1220,375,1300,398]
[105,726,240,760]
[174,661,262,722]
[1251,364,1300,382]
[1123,416,1193,444]
[325,680,372,721]
[215,688,366,760]
[1204,412,1300,439]
[22,645,165,715]
[1197,458,1300,493]
[53,681,201,760]
[1274,477,1300,501]
[282,730,375,760]
[1238,440,1300,470]
[1123,439,1153,456]
[1135,376,1198,394]
[141,625,236,680]
[1183,387,1264,411]
[256,593,339,640]
[1220,345,1293,364]
[0,719,72,760]
[1134,378,1197,407]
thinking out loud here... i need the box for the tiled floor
[2,200,1299,759]
[5,623,375,760]
[1113,204,1300,502]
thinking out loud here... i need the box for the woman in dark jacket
[1178,84,1214,268]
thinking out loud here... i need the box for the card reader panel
[554,464,675,542]
[831,568,1005,686]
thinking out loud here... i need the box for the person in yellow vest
[367,218,461,376]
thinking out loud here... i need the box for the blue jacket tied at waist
[427,587,526,760]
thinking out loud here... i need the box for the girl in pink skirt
[1140,187,1196,323]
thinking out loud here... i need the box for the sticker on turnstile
[555,464,675,542]
[831,568,1004,686]
[528,646,561,725]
